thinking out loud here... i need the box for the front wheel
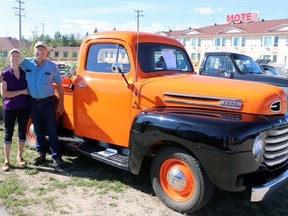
[150,147,214,213]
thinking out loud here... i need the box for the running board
[59,136,129,171]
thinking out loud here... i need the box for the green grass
[0,123,128,214]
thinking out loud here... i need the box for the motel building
[160,12,288,72]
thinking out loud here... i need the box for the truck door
[73,43,133,147]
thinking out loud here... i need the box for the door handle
[76,83,87,88]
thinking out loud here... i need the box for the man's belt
[31,96,54,102]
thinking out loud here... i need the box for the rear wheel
[26,117,36,149]
[150,147,213,213]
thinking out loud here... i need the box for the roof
[162,19,288,37]
[84,31,182,46]
[0,37,20,50]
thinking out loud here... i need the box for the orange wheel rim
[26,119,35,143]
[159,158,194,202]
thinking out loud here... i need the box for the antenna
[13,0,26,51]
[41,23,45,39]
[135,9,144,31]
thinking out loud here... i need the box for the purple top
[1,67,30,110]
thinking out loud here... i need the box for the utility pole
[135,9,144,31]
[41,23,45,39]
[13,0,25,51]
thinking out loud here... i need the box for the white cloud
[192,7,223,15]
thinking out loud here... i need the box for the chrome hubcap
[167,168,187,191]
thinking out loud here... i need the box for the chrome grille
[264,125,288,167]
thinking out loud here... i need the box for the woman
[1,49,30,171]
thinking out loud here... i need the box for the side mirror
[111,62,123,73]
[111,62,131,89]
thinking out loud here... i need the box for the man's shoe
[33,155,46,166]
[2,163,10,172]
[17,156,27,166]
[53,158,67,168]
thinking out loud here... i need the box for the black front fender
[128,107,275,190]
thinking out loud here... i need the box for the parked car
[198,52,288,96]
[259,64,281,76]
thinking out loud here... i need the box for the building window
[191,53,196,60]
[182,38,186,46]
[286,37,288,46]
[2,50,8,58]
[274,36,278,47]
[241,37,246,46]
[222,38,226,46]
[191,38,197,46]
[72,51,77,58]
[232,37,240,46]
[273,55,277,62]
[214,37,221,46]
[214,37,225,47]
[54,51,59,58]
[263,55,271,60]
[262,36,272,46]
[63,51,68,58]
[198,38,201,46]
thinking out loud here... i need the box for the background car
[259,64,281,76]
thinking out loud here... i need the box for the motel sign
[227,12,260,23]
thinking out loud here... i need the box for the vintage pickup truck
[26,31,288,213]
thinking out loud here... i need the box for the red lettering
[240,13,246,21]
[227,14,234,22]
[246,12,252,21]
[234,14,240,22]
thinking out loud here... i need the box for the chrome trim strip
[163,99,242,110]
[251,169,288,202]
[164,92,241,101]
[163,92,242,110]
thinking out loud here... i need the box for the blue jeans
[30,97,62,160]
[3,108,30,144]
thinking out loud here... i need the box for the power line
[135,9,144,31]
[13,0,26,51]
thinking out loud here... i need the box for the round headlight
[252,135,264,163]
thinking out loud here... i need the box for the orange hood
[136,74,286,115]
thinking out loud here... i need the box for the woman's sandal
[17,156,27,166]
[2,162,10,172]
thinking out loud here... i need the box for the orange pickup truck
[27,31,288,213]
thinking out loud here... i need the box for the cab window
[86,43,131,73]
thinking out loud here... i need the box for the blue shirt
[20,58,62,99]
[1,67,30,110]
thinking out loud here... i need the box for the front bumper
[251,169,288,202]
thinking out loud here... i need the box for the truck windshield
[137,43,193,73]
[232,54,263,74]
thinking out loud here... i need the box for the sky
[0,0,287,40]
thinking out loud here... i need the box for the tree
[68,34,77,47]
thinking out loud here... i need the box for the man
[20,41,65,168]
